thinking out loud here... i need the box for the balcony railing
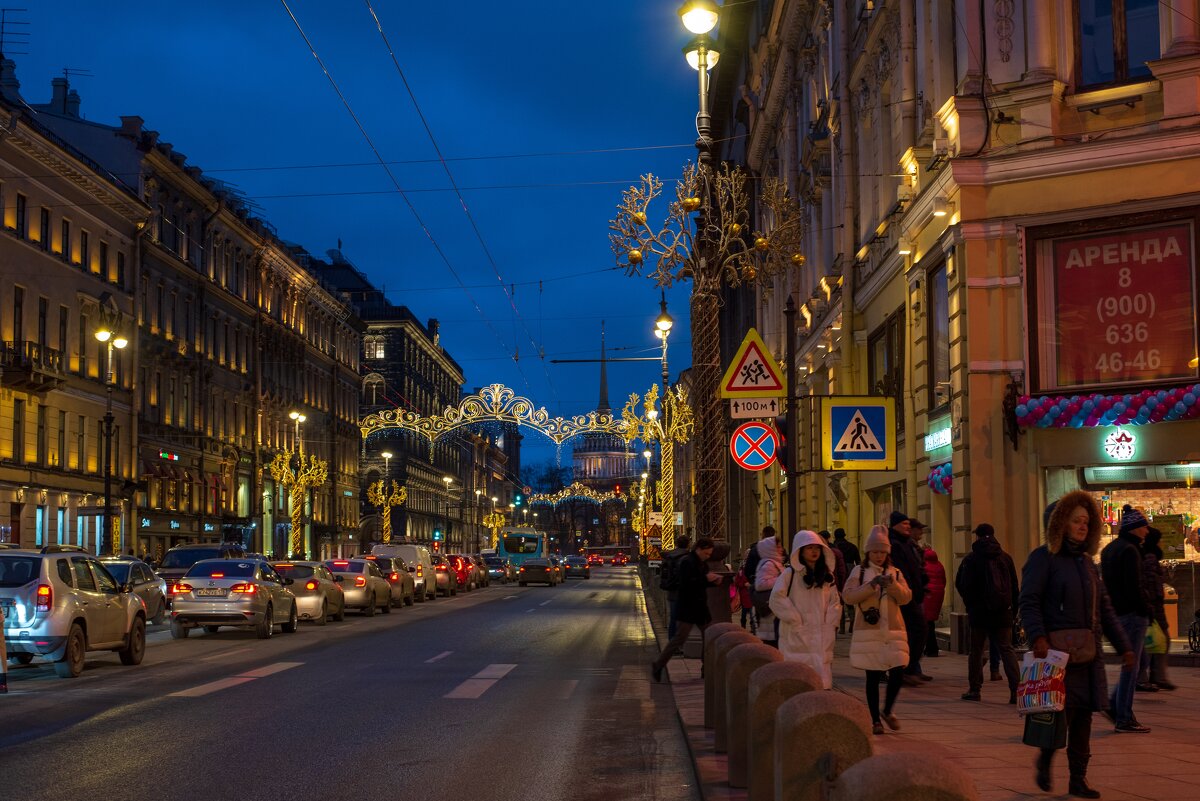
[0,341,67,391]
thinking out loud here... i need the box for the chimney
[0,57,20,103]
[50,77,68,114]
[118,116,144,139]
[65,88,81,118]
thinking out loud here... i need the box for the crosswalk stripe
[169,677,256,697]
[239,661,302,678]
[425,651,453,664]
[473,663,517,680]
[444,678,498,699]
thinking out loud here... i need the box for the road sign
[729,421,779,471]
[648,512,664,525]
[720,328,785,398]
[729,397,779,419]
[819,396,897,471]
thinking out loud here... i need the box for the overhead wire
[277,0,534,393]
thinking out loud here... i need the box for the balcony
[0,341,67,392]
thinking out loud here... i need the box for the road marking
[474,663,517,680]
[200,647,250,662]
[425,651,453,664]
[526,608,536,613]
[503,595,517,600]
[539,599,553,606]
[613,664,651,700]
[238,661,302,678]
[444,678,498,699]
[169,677,256,697]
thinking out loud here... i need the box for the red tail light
[332,561,350,567]
[519,567,526,572]
[230,583,257,594]
[211,572,225,578]
[36,583,52,612]
[389,572,399,582]
[354,576,367,588]
[305,580,318,591]
[171,583,194,595]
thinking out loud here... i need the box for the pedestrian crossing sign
[820,396,897,471]
[720,328,786,398]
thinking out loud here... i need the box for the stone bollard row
[724,643,783,788]
[745,661,822,801]
[702,623,742,728]
[711,630,759,746]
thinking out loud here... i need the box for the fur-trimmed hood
[1044,490,1104,555]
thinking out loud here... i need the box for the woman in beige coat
[842,525,912,734]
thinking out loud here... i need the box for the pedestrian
[652,537,722,682]
[843,525,912,735]
[769,530,842,688]
[818,529,848,590]
[955,523,1021,703]
[754,535,786,646]
[660,535,691,639]
[922,544,946,658]
[1021,491,1134,798]
[1137,527,1175,691]
[833,528,860,633]
[1100,504,1152,733]
[741,525,775,589]
[734,564,756,633]
[886,512,929,684]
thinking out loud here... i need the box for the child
[843,525,912,734]
[734,564,756,633]
[768,530,843,688]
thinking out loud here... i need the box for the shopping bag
[1145,621,1167,655]
[1016,649,1068,715]
[1022,711,1067,749]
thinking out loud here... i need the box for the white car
[371,543,435,602]
[168,559,299,639]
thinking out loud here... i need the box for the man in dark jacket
[1100,505,1152,732]
[887,511,929,683]
[660,535,691,638]
[833,528,861,568]
[652,537,720,682]
[819,530,848,590]
[955,523,1021,702]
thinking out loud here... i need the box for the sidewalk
[648,601,1200,801]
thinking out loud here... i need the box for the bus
[496,527,548,569]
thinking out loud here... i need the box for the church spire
[597,321,610,415]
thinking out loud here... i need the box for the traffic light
[432,541,441,552]
[514,494,523,507]
[432,529,443,541]
[614,484,621,496]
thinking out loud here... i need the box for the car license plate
[195,588,228,597]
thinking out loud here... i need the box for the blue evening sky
[11,1,704,467]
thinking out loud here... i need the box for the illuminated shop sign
[1103,428,1137,461]
[924,426,952,452]
[159,451,179,461]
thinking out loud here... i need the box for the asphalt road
[0,566,699,801]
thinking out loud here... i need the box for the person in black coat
[887,512,929,682]
[1099,504,1152,732]
[1136,527,1175,691]
[652,537,720,681]
[1020,491,1134,799]
[955,523,1021,702]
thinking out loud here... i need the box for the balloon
[1113,402,1127,415]
[1176,401,1187,415]
[1185,393,1197,406]
[1146,397,1158,409]
[1016,404,1028,417]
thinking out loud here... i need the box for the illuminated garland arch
[359,383,630,453]
[528,482,626,508]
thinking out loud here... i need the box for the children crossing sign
[720,328,786,398]
[820,396,897,471]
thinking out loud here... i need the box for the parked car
[483,556,511,584]
[447,554,476,592]
[324,558,391,615]
[547,555,565,585]
[586,554,604,566]
[562,555,591,579]
[0,548,148,678]
[371,543,435,602]
[169,559,298,639]
[431,553,458,596]
[100,556,168,624]
[155,542,249,597]
[612,553,630,566]
[470,555,490,587]
[361,554,416,607]
[272,561,345,624]
[517,558,556,587]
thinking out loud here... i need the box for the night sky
[11,1,705,467]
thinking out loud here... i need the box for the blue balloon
[1158,390,1169,401]
[1113,402,1126,415]
[1070,417,1084,428]
[1146,397,1158,409]
[1048,406,1061,418]
[1123,395,1134,404]
[1185,393,1197,406]
[1016,404,1028,417]
[1175,401,1187,415]
[1082,400,1094,412]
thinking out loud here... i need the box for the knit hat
[1119,504,1149,534]
[888,511,908,529]
[864,525,891,554]
[973,523,995,539]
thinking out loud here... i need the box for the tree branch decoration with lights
[622,383,694,551]
[268,450,329,558]
[367,479,408,544]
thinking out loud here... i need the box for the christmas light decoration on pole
[483,510,507,549]
[268,449,328,559]
[367,479,407,543]
[622,383,693,551]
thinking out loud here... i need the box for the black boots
[1068,776,1101,798]
[1036,750,1053,792]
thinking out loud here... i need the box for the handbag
[1022,711,1068,749]
[1145,621,1168,655]
[1047,563,1098,664]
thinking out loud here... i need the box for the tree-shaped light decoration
[268,449,329,558]
[367,479,408,544]
[610,167,805,540]
[622,383,694,551]
[483,510,507,550]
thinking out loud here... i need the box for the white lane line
[425,651,453,664]
[526,608,536,613]
[169,677,256,697]
[613,664,651,700]
[473,663,517,680]
[539,599,553,606]
[239,661,302,678]
[503,595,517,600]
[444,678,498,699]
[200,647,251,662]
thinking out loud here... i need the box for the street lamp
[94,314,128,556]
[679,0,719,34]
[508,502,516,525]
[381,450,393,475]
[289,411,306,456]
[442,476,454,548]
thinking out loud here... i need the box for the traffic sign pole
[784,297,799,551]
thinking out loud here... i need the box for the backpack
[660,550,684,591]
[983,556,1013,613]
[742,547,762,583]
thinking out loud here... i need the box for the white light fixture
[684,34,720,70]
[932,197,951,218]
[679,0,719,35]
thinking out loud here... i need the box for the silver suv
[0,547,148,678]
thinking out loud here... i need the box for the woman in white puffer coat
[768,530,843,689]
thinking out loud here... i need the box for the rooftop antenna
[62,67,93,81]
[0,8,30,56]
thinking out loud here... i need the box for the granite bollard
[745,661,823,801]
[775,691,873,801]
[723,642,783,787]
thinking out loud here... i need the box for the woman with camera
[842,525,912,735]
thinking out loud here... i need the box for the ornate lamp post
[442,475,454,550]
[367,480,407,544]
[483,510,506,549]
[94,311,128,556]
[268,422,328,558]
[610,3,805,542]
[623,383,694,552]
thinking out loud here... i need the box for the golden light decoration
[359,383,629,456]
[367,479,407,544]
[622,383,694,551]
[527,481,625,508]
[483,511,507,550]
[268,449,329,558]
